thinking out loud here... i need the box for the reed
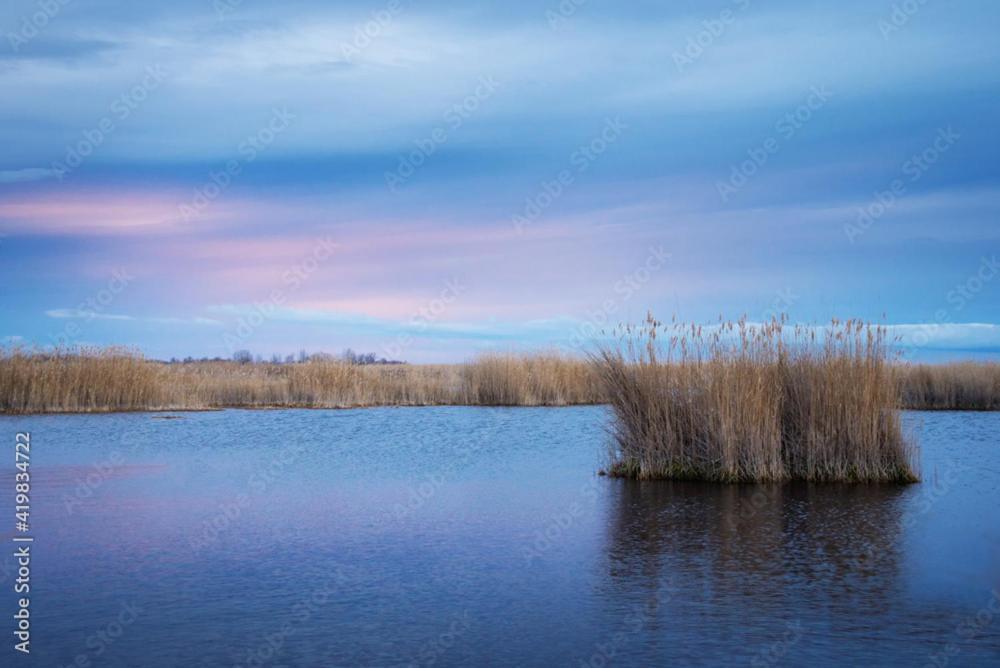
[116,359,463,409]
[460,351,601,406]
[592,315,919,483]
[899,362,1000,410]
[0,343,997,419]
[0,348,600,412]
[0,346,164,413]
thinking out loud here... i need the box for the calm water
[1,407,998,666]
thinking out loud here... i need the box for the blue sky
[1,0,998,361]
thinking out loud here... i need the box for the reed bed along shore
[899,362,1000,411]
[0,348,602,413]
[0,344,997,417]
[593,316,919,483]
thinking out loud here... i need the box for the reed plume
[592,315,918,483]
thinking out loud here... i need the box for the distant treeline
[168,348,405,365]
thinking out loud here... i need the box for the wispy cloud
[45,309,221,326]
[0,167,61,183]
[888,323,1000,351]
[203,304,1000,353]
[0,190,218,234]
[207,304,505,340]
[45,309,134,321]
[148,316,223,326]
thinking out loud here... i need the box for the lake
[2,407,999,666]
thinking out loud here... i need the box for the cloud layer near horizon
[1,1,999,360]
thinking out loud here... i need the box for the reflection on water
[0,407,998,666]
[606,479,909,593]
[592,421,1000,666]
[596,480,915,663]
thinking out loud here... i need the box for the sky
[1,0,998,362]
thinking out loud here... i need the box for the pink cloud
[0,188,287,235]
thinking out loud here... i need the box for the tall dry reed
[0,346,163,413]
[461,352,601,405]
[593,315,919,483]
[899,362,1000,410]
[0,348,600,412]
[0,344,996,419]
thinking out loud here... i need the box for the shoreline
[2,403,995,417]
[0,401,609,416]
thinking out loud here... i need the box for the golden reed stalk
[899,361,1000,410]
[0,347,601,413]
[0,332,996,454]
[592,315,919,482]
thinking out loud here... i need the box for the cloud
[45,310,221,326]
[147,316,223,326]
[208,304,516,341]
[3,2,995,165]
[45,309,134,321]
[0,37,117,63]
[0,190,202,233]
[198,305,1000,354]
[0,168,61,183]
[888,323,1000,351]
